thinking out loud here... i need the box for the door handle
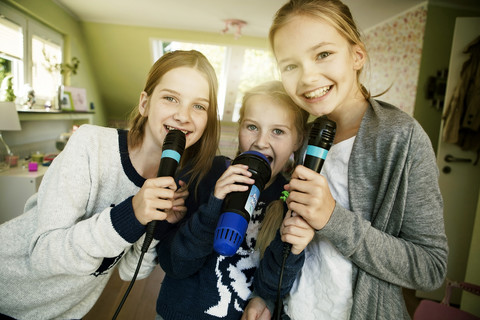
[444,154,472,163]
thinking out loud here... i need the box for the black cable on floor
[111,250,145,320]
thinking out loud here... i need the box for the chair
[413,279,480,320]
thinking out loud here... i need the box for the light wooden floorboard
[84,265,164,320]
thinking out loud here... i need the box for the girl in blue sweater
[155,80,310,320]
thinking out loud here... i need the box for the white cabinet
[0,165,47,224]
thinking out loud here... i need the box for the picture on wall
[63,86,87,111]
[60,91,73,111]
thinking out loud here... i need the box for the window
[0,6,24,102]
[151,39,278,122]
[0,2,63,107]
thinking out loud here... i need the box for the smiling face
[238,94,301,186]
[139,66,210,151]
[273,15,366,119]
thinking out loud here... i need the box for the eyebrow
[243,118,292,130]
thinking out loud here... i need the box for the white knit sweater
[0,125,158,320]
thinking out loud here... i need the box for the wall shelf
[18,110,94,123]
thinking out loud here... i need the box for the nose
[300,63,319,85]
[253,131,269,149]
[173,104,191,123]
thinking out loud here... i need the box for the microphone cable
[112,130,186,320]
[273,192,291,320]
[112,250,146,320]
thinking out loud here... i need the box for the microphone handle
[142,157,181,252]
[275,116,336,319]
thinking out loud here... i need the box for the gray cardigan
[253,99,448,319]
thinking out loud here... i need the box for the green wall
[413,3,479,153]
[81,22,269,122]
[4,0,269,124]
[4,0,107,125]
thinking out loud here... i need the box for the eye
[283,64,297,72]
[163,96,177,103]
[317,51,331,60]
[246,124,258,131]
[193,104,207,111]
[273,128,284,135]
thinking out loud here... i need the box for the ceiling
[53,0,480,38]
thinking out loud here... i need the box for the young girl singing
[244,1,448,319]
[0,50,220,320]
[155,80,310,320]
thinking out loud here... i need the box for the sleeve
[156,193,223,278]
[252,231,305,300]
[28,126,146,276]
[319,123,448,291]
[117,235,159,281]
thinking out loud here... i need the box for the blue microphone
[213,151,271,256]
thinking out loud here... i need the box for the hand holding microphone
[213,151,271,256]
[286,115,336,230]
[280,209,315,255]
[141,129,186,252]
[273,116,337,320]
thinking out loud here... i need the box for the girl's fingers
[132,177,179,225]
[214,164,254,199]
[144,176,178,190]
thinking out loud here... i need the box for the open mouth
[263,154,273,163]
[165,125,189,135]
[304,85,332,99]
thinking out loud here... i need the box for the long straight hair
[127,50,220,192]
[269,0,370,100]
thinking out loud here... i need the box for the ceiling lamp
[222,19,247,39]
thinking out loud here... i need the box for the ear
[138,91,149,116]
[352,44,366,70]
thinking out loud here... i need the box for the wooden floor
[85,265,421,319]
[84,265,165,320]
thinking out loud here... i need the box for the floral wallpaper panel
[363,3,428,116]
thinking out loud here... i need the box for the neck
[329,98,368,144]
[129,143,162,179]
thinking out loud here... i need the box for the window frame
[0,2,63,105]
[150,38,278,122]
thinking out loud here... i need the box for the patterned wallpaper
[363,3,428,116]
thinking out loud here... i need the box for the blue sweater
[156,155,294,320]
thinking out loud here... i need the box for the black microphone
[303,115,336,173]
[273,115,336,320]
[213,151,271,256]
[282,115,336,252]
[142,129,186,253]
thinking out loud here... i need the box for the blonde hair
[237,81,309,257]
[127,50,220,193]
[237,80,309,163]
[269,0,370,100]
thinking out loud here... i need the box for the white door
[417,17,480,304]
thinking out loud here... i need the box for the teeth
[304,86,330,99]
[166,125,188,135]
